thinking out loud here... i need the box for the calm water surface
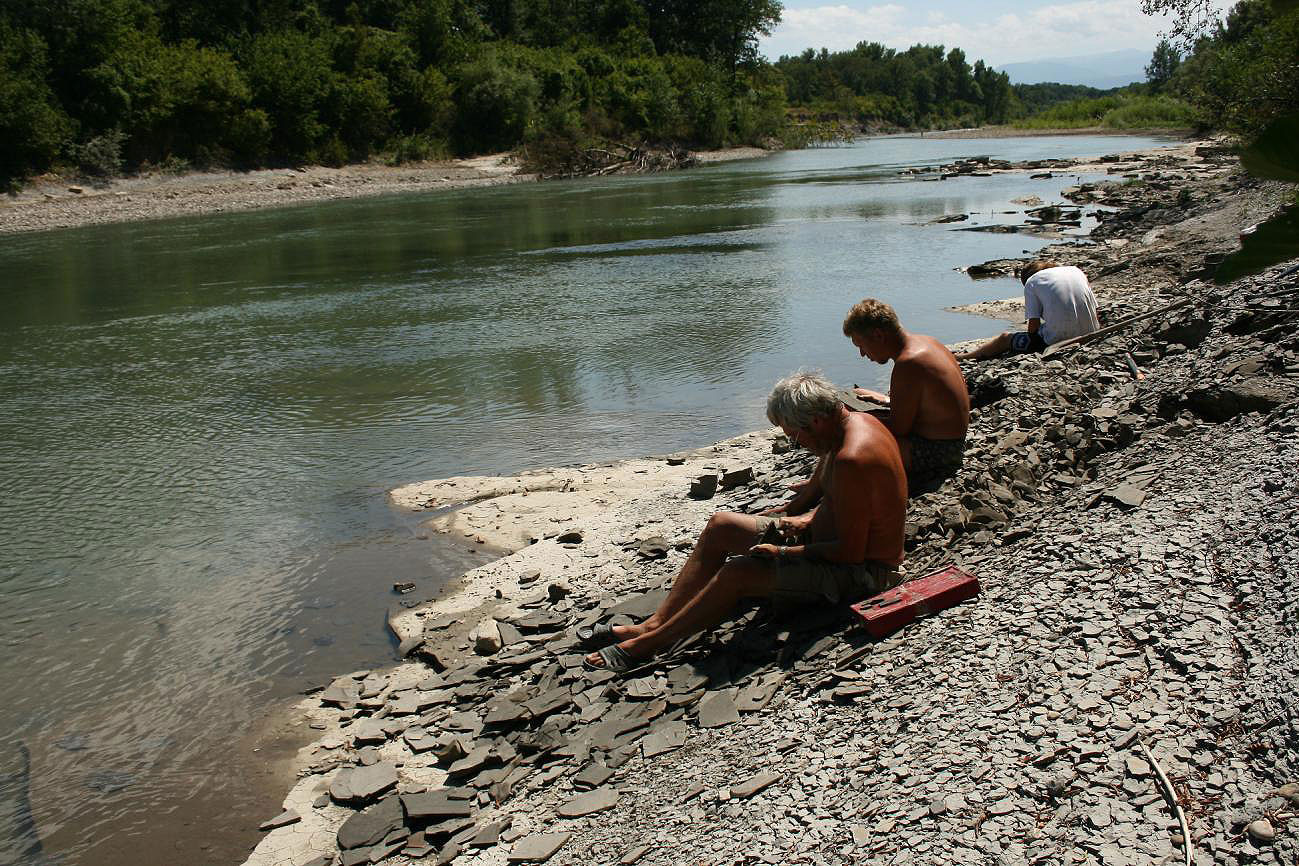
[0,134,1172,865]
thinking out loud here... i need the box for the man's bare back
[804,409,906,566]
[889,334,970,441]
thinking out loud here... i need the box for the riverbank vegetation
[1010,0,1298,135]
[0,0,789,186]
[2,0,1296,188]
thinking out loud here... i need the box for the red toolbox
[850,564,980,638]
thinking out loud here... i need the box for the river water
[0,134,1172,865]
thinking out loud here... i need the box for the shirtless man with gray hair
[582,370,907,672]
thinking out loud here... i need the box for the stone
[402,791,476,820]
[258,809,301,831]
[473,618,503,656]
[1246,819,1275,845]
[508,832,572,862]
[1179,382,1288,422]
[620,844,651,864]
[697,692,740,729]
[557,785,620,817]
[471,818,511,847]
[555,530,584,544]
[719,467,754,490]
[641,722,690,758]
[393,581,416,593]
[1125,756,1151,777]
[574,761,615,789]
[330,763,399,804]
[337,797,404,850]
[689,474,717,499]
[636,536,669,559]
[1105,484,1147,509]
[447,745,493,776]
[730,771,781,799]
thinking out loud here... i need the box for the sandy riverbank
[236,133,1299,866]
[0,146,776,236]
[926,125,1198,140]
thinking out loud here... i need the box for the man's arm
[880,361,921,440]
[1026,317,1041,334]
[779,451,874,564]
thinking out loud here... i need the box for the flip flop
[582,643,639,674]
[574,622,618,649]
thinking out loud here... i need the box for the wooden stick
[1043,297,1195,356]
[1139,739,1193,866]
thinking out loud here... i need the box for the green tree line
[774,42,1015,129]
[0,0,786,185]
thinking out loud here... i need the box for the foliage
[1145,38,1182,92]
[0,22,70,187]
[1012,92,1194,129]
[0,0,799,183]
[74,128,127,176]
[775,42,1015,129]
[1166,0,1299,137]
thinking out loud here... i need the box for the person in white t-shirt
[955,261,1100,361]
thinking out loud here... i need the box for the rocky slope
[242,150,1299,866]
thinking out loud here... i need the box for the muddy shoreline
[238,134,1299,866]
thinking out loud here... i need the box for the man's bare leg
[606,512,759,643]
[590,558,776,665]
[954,331,1012,361]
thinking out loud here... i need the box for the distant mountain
[997,48,1152,89]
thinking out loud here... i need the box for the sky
[757,0,1236,66]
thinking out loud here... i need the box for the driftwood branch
[1138,739,1193,866]
[1043,297,1195,356]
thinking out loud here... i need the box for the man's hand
[852,386,890,404]
[748,543,782,558]
[756,503,788,516]
[778,513,812,538]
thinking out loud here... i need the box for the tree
[1139,0,1222,48]
[1145,38,1181,92]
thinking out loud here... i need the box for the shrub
[76,128,127,176]
[241,29,336,160]
[0,23,71,184]
[453,51,540,152]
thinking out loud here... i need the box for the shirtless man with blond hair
[772,299,969,525]
[582,370,906,672]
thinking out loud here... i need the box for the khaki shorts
[751,517,904,611]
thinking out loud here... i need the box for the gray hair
[766,370,840,431]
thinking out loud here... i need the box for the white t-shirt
[1024,266,1100,345]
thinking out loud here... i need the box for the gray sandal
[582,643,638,673]
[575,621,618,649]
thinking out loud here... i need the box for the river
[0,133,1172,865]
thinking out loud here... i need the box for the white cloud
[761,0,1234,65]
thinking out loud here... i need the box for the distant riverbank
[0,147,775,237]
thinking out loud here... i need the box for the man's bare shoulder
[897,333,958,369]
[839,412,899,467]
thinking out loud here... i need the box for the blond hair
[842,298,903,339]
